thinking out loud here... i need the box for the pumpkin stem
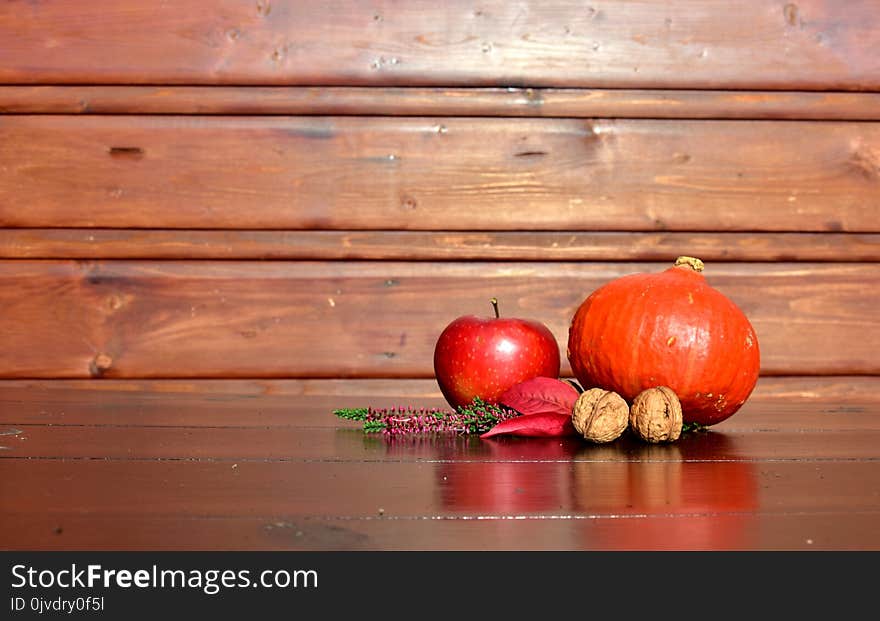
[490,297,500,318]
[674,256,705,272]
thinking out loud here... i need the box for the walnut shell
[572,388,629,443]
[629,386,683,443]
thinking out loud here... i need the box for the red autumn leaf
[498,376,579,417]
[480,411,577,438]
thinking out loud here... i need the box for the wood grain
[3,0,877,558]
[4,86,880,120]
[2,377,878,551]
[2,116,878,232]
[0,261,876,378]
[3,425,880,461]
[6,511,878,551]
[2,229,879,261]
[1,1,878,89]
[0,459,876,519]
[2,377,877,430]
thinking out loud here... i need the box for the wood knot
[783,3,800,27]
[108,147,144,160]
[90,354,113,377]
[106,294,124,311]
[849,146,879,181]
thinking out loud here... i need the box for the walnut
[629,386,683,443]
[572,388,629,443]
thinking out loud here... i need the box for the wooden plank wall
[0,0,878,389]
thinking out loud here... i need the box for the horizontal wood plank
[2,377,877,431]
[0,459,876,519]
[6,511,878,551]
[3,425,879,461]
[2,116,878,232]
[0,261,876,378]
[4,86,880,120]
[2,375,877,551]
[1,1,878,89]
[2,230,879,261]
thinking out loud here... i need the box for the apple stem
[490,297,500,318]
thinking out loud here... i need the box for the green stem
[332,407,370,421]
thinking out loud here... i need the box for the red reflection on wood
[435,437,582,514]
[426,431,759,549]
[571,432,760,549]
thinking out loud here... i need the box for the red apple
[433,298,561,410]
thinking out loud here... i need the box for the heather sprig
[333,398,520,436]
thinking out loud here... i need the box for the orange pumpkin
[567,256,760,426]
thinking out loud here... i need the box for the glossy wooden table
[1,377,878,551]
